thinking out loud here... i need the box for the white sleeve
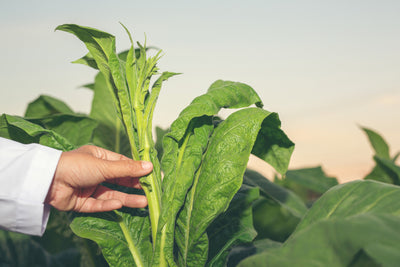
[0,137,62,236]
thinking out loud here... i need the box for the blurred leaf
[285,166,338,194]
[373,156,400,185]
[0,230,80,267]
[243,170,307,242]
[239,180,400,266]
[277,166,338,205]
[295,180,400,232]
[25,95,74,118]
[226,238,281,267]
[361,127,390,160]
[239,214,400,266]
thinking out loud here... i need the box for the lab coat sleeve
[0,137,62,236]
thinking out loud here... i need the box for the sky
[1,1,399,182]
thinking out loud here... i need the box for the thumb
[98,159,153,181]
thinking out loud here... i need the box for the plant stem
[140,133,161,244]
[134,102,161,246]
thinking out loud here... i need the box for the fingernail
[141,161,153,170]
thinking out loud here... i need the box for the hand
[45,145,152,213]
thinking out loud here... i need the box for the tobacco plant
[51,24,294,266]
[2,24,400,267]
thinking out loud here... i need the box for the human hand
[45,145,152,213]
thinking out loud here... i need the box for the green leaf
[0,230,80,267]
[168,80,263,143]
[70,211,152,267]
[27,114,98,148]
[72,52,98,69]
[89,73,130,156]
[364,164,394,184]
[175,108,292,266]
[244,170,307,218]
[24,95,74,118]
[158,80,267,265]
[239,214,400,266]
[158,116,214,266]
[243,170,307,242]
[373,156,400,185]
[361,126,391,160]
[206,185,259,266]
[226,238,281,266]
[0,114,74,150]
[295,180,400,233]
[239,180,400,266]
[285,166,338,194]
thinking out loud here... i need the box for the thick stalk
[134,104,161,246]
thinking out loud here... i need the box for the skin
[45,145,152,213]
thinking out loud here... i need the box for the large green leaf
[206,185,259,266]
[24,95,74,118]
[239,180,400,266]
[175,108,293,266]
[158,80,266,265]
[295,180,400,232]
[70,211,152,267]
[239,214,400,266]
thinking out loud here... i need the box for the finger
[106,177,143,189]
[94,185,148,208]
[75,145,132,161]
[77,198,124,213]
[98,159,153,181]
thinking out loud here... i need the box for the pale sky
[1,1,399,182]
